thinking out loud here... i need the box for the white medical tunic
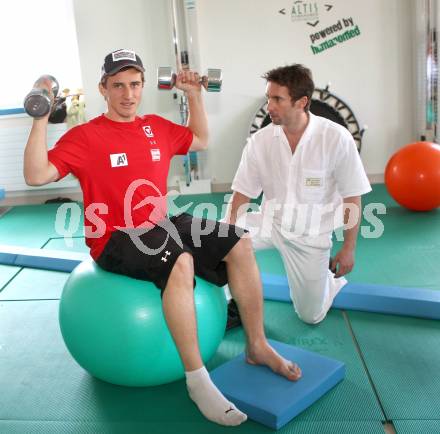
[231,113,372,324]
[232,112,371,247]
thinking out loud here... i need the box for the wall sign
[309,17,360,54]
[278,1,362,55]
[278,1,332,27]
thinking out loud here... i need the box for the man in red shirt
[23,49,301,427]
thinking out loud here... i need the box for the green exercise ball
[59,260,227,387]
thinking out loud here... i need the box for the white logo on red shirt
[143,126,154,137]
[151,149,160,161]
[110,153,128,167]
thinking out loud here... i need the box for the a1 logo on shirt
[143,125,154,138]
[110,153,128,167]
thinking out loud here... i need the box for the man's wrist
[341,241,356,251]
[33,116,50,124]
[185,88,203,98]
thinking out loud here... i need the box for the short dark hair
[263,64,314,112]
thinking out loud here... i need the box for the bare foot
[246,342,302,381]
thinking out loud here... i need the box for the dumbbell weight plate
[23,89,52,118]
[157,67,176,90]
[23,74,60,118]
[205,68,222,92]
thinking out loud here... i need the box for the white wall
[72,0,414,185]
[195,0,414,182]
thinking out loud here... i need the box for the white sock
[185,366,247,426]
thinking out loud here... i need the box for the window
[0,0,82,112]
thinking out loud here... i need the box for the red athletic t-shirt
[48,114,193,259]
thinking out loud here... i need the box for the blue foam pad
[261,273,440,320]
[210,339,345,429]
[0,245,89,272]
[261,273,289,302]
[0,188,4,200]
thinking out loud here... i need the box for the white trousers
[238,212,347,324]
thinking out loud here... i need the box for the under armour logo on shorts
[161,251,171,262]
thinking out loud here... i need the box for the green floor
[0,185,439,434]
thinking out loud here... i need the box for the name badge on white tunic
[305,177,323,187]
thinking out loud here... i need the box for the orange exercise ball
[385,141,440,211]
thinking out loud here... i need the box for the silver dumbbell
[23,75,60,118]
[157,67,222,92]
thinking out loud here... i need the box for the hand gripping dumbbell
[157,67,222,92]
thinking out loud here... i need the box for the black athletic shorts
[96,213,246,293]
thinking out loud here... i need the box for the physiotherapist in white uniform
[226,64,371,324]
